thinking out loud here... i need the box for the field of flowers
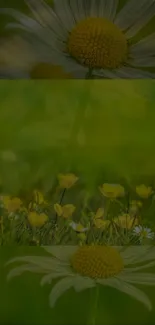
[1,175,155,246]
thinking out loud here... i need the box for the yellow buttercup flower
[58,173,79,189]
[94,208,104,219]
[114,214,139,230]
[33,190,48,205]
[94,219,110,229]
[2,196,23,213]
[93,207,109,229]
[99,184,125,199]
[28,211,48,227]
[136,185,153,199]
[54,203,76,219]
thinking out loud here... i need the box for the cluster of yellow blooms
[0,174,154,244]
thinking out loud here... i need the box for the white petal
[130,33,155,57]
[40,270,72,286]
[93,67,155,79]
[112,67,155,78]
[98,0,119,20]
[25,0,67,39]
[121,246,155,265]
[0,8,39,28]
[73,275,95,292]
[135,246,155,264]
[6,256,65,271]
[43,246,78,262]
[93,69,121,78]
[118,272,155,285]
[7,264,46,281]
[68,0,87,22]
[128,56,155,67]
[115,0,155,36]
[124,260,155,272]
[53,0,76,31]
[97,277,152,310]
[49,276,75,307]
[120,246,150,265]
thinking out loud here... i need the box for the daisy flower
[6,245,155,309]
[133,226,155,240]
[1,0,155,78]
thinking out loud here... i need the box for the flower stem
[88,285,99,325]
[59,188,66,205]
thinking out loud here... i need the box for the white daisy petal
[93,67,155,79]
[73,275,95,292]
[124,260,155,272]
[43,246,78,262]
[25,0,67,39]
[121,246,155,265]
[49,276,75,307]
[77,0,88,20]
[68,0,83,22]
[115,0,155,35]
[130,33,155,57]
[97,278,152,310]
[93,69,121,78]
[6,256,65,271]
[40,270,72,286]
[0,8,39,29]
[135,247,155,264]
[118,272,155,285]
[7,264,46,281]
[53,0,76,31]
[90,0,99,17]
[98,0,119,20]
[112,67,155,78]
[125,3,155,39]
[120,246,150,265]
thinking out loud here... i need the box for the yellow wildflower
[54,203,76,219]
[136,185,153,199]
[94,219,110,229]
[33,190,48,205]
[58,173,78,189]
[2,196,22,213]
[114,214,139,230]
[94,208,104,219]
[54,203,63,217]
[99,184,125,198]
[28,211,48,227]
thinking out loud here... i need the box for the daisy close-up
[6,245,155,309]
[1,0,155,79]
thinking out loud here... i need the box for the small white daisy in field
[6,245,155,309]
[1,0,155,78]
[133,226,155,240]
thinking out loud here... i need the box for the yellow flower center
[71,245,124,279]
[67,18,128,69]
